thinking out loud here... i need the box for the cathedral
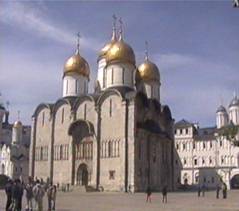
[29,18,174,192]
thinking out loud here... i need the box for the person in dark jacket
[216,184,221,199]
[162,186,167,203]
[222,183,227,199]
[146,186,152,202]
[5,179,13,211]
[12,179,24,211]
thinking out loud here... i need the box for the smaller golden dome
[106,40,135,66]
[64,53,90,78]
[13,120,22,128]
[138,60,160,83]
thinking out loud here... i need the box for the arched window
[122,68,125,83]
[108,141,113,157]
[111,68,114,84]
[60,145,63,160]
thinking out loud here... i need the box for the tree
[218,123,239,146]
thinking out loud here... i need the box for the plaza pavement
[1,189,239,211]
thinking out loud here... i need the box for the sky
[0,1,238,127]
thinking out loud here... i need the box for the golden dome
[98,40,116,60]
[138,60,160,83]
[106,40,136,66]
[64,53,90,78]
[13,120,22,128]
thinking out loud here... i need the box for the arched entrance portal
[231,174,239,189]
[76,164,88,186]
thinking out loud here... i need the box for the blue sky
[0,1,238,127]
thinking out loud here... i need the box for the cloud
[0,1,102,51]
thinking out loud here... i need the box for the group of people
[198,182,228,199]
[146,186,168,203]
[5,176,57,211]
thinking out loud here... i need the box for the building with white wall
[0,104,31,182]
[174,95,239,190]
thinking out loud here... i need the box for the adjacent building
[174,95,239,189]
[0,104,31,182]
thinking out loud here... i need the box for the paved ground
[1,189,239,211]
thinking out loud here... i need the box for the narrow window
[111,68,114,84]
[122,68,125,83]
[185,128,188,134]
[61,108,64,124]
[108,141,112,157]
[42,112,45,126]
[194,159,197,165]
[176,144,179,150]
[75,80,77,93]
[84,104,87,120]
[203,143,206,149]
[60,145,63,160]
[131,71,134,85]
[109,99,112,117]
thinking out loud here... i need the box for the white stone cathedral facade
[29,19,174,192]
[174,95,239,190]
[0,104,30,182]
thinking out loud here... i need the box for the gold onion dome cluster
[64,51,90,78]
[138,59,160,83]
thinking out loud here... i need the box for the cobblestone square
[1,189,239,211]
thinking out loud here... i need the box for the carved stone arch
[52,98,74,118]
[73,95,95,111]
[32,103,53,119]
[97,89,123,106]
[68,119,95,138]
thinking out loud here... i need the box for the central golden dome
[138,60,160,83]
[106,40,136,66]
[64,53,90,78]
[98,40,116,60]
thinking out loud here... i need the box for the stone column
[29,116,36,178]
[127,101,135,192]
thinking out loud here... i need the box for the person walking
[25,177,34,211]
[5,179,13,211]
[216,184,221,199]
[146,186,152,203]
[11,179,24,211]
[33,180,45,211]
[162,186,167,203]
[47,183,57,211]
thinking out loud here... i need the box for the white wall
[100,63,135,90]
[63,73,88,97]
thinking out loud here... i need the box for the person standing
[47,183,57,211]
[162,186,167,203]
[202,184,206,197]
[5,179,13,211]
[146,186,152,203]
[197,184,201,197]
[216,184,221,199]
[222,183,227,199]
[33,180,45,211]
[25,177,34,211]
[12,179,24,211]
